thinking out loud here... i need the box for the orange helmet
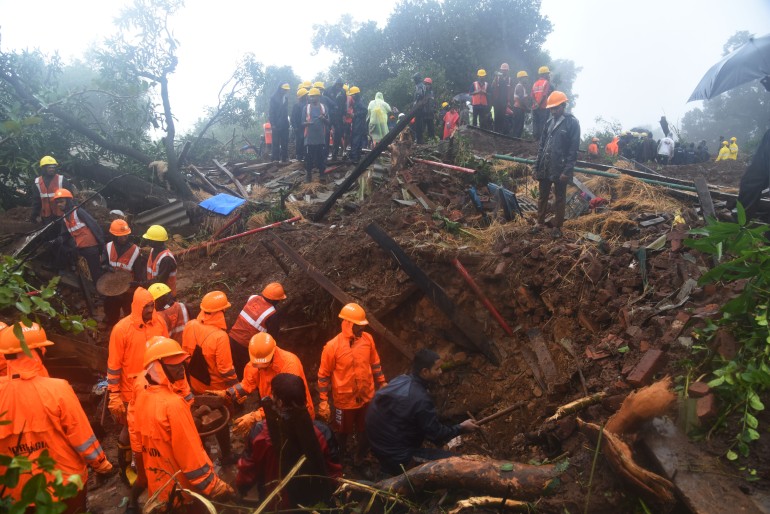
[109,219,131,236]
[249,332,276,364]
[200,290,231,313]
[545,91,568,109]
[53,188,73,200]
[339,303,368,326]
[262,282,286,301]
[0,322,54,355]
[143,335,188,367]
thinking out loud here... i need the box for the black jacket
[268,90,289,130]
[351,96,367,135]
[365,373,461,467]
[290,99,307,132]
[535,113,580,182]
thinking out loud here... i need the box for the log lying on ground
[73,163,175,211]
[540,391,608,430]
[447,496,530,514]
[605,376,676,435]
[577,419,675,506]
[375,455,559,499]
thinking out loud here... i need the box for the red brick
[578,310,600,333]
[688,381,710,398]
[696,394,719,421]
[493,261,507,278]
[675,311,691,324]
[626,349,666,387]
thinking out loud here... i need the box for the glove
[108,393,127,425]
[379,381,388,389]
[209,479,235,500]
[92,458,114,475]
[317,401,331,422]
[233,411,263,437]
[205,389,228,399]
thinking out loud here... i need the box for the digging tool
[410,157,475,174]
[466,411,494,454]
[176,216,301,258]
[280,323,317,333]
[475,402,526,426]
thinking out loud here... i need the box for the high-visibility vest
[159,302,189,342]
[146,248,177,295]
[532,78,551,109]
[471,81,488,106]
[588,143,599,156]
[263,122,272,145]
[304,103,327,138]
[35,175,64,219]
[229,295,275,346]
[106,241,140,272]
[64,209,98,248]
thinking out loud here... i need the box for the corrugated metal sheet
[134,200,189,228]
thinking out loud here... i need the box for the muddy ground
[5,128,769,513]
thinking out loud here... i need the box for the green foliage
[684,205,770,461]
[0,447,83,514]
[682,31,770,152]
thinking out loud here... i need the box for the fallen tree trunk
[376,455,558,499]
[447,496,530,514]
[72,162,175,211]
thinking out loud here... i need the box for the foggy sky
[1,0,769,134]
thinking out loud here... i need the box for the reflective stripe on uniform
[74,435,97,453]
[107,242,140,271]
[239,305,275,332]
[185,463,211,480]
[83,446,105,462]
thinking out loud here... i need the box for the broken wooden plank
[402,181,436,211]
[213,159,249,198]
[47,333,108,372]
[694,176,717,222]
[365,222,501,365]
[188,164,219,195]
[640,216,666,227]
[641,417,767,514]
[269,233,414,360]
[525,328,560,392]
[312,97,428,221]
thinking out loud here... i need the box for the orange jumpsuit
[317,323,386,410]
[158,301,190,344]
[107,287,169,403]
[226,346,314,419]
[182,310,238,393]
[1,348,49,377]
[128,373,194,454]
[133,382,225,504]
[0,357,109,501]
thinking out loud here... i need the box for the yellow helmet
[730,136,737,141]
[148,282,172,300]
[343,84,349,91]
[538,66,551,75]
[297,87,309,98]
[142,224,168,242]
[441,102,449,108]
[39,155,58,167]
[477,69,487,77]
[313,81,325,90]
[516,70,528,78]
[300,81,312,89]
[308,88,321,97]
[348,86,361,95]
[280,83,290,90]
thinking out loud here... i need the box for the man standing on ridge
[269,84,291,163]
[490,63,512,134]
[531,66,553,140]
[30,155,75,224]
[512,71,530,138]
[470,69,490,129]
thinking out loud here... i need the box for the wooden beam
[312,97,428,221]
[269,233,414,360]
[47,333,108,372]
[365,222,501,365]
[525,328,561,392]
[402,180,437,211]
[213,159,249,198]
[189,164,219,195]
[694,176,717,222]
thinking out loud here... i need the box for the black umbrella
[452,93,472,104]
[688,33,770,102]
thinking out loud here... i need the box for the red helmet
[423,77,432,84]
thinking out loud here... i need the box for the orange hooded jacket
[226,346,314,419]
[128,373,194,454]
[605,137,619,156]
[133,380,224,503]
[317,322,386,410]
[1,348,49,377]
[182,310,238,393]
[0,356,109,500]
[107,287,169,403]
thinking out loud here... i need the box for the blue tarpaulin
[198,193,246,216]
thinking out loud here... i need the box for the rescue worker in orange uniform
[107,286,169,481]
[136,224,178,296]
[213,332,314,436]
[228,282,286,379]
[104,219,143,328]
[588,137,600,157]
[0,321,50,378]
[470,69,490,129]
[53,187,105,285]
[605,136,619,156]
[133,336,234,507]
[0,323,113,512]
[30,155,74,224]
[182,290,237,461]
[317,303,387,465]
[149,282,190,344]
[531,66,553,140]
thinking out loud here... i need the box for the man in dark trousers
[512,71,530,138]
[490,63,512,134]
[30,155,75,224]
[53,188,105,285]
[302,88,329,182]
[737,128,770,220]
[291,87,309,162]
[423,78,436,140]
[328,78,347,160]
[531,66,553,140]
[268,84,290,163]
[531,91,580,239]
[366,349,479,475]
[348,87,367,164]
[412,73,426,143]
